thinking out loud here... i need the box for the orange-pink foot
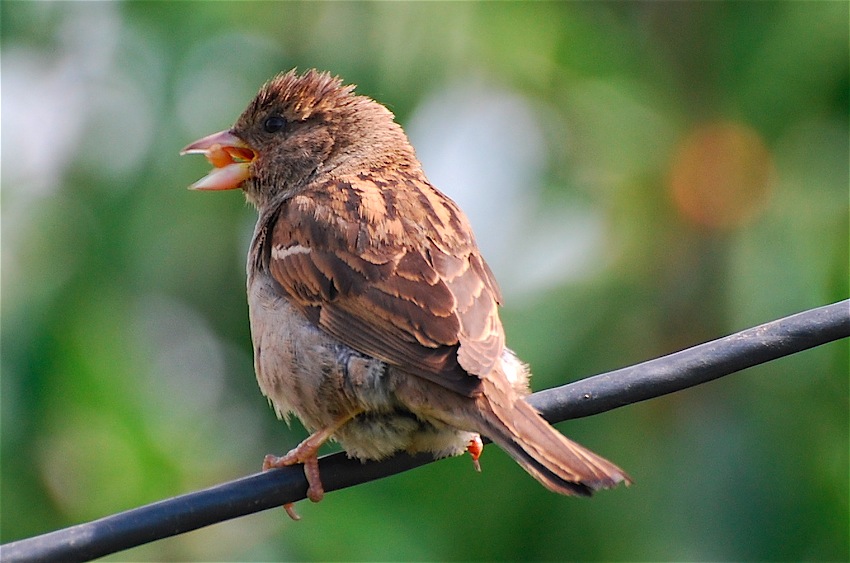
[263,447,325,520]
[261,419,357,520]
[467,434,484,472]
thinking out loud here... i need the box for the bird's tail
[476,376,631,496]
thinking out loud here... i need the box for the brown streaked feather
[476,376,632,495]
[263,172,504,397]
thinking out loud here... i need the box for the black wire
[529,299,850,421]
[2,299,847,563]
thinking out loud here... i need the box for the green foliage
[2,2,847,561]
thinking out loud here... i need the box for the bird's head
[181,69,414,209]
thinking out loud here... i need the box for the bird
[181,69,630,519]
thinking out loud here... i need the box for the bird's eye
[263,115,286,133]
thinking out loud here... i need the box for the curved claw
[261,417,358,520]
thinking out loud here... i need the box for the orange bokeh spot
[668,121,774,230]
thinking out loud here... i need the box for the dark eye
[263,115,286,133]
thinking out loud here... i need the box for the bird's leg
[263,413,359,520]
[467,434,484,472]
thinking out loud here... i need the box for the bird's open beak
[180,130,257,191]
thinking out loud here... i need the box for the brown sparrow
[182,69,629,519]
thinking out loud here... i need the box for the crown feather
[250,69,360,121]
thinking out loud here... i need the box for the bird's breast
[246,268,479,461]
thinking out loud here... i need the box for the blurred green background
[2,2,848,561]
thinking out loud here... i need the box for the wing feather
[262,175,504,397]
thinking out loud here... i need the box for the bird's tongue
[180,130,256,191]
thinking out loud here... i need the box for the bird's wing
[259,174,504,397]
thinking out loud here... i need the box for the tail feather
[477,377,631,496]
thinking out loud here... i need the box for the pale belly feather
[247,271,477,461]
